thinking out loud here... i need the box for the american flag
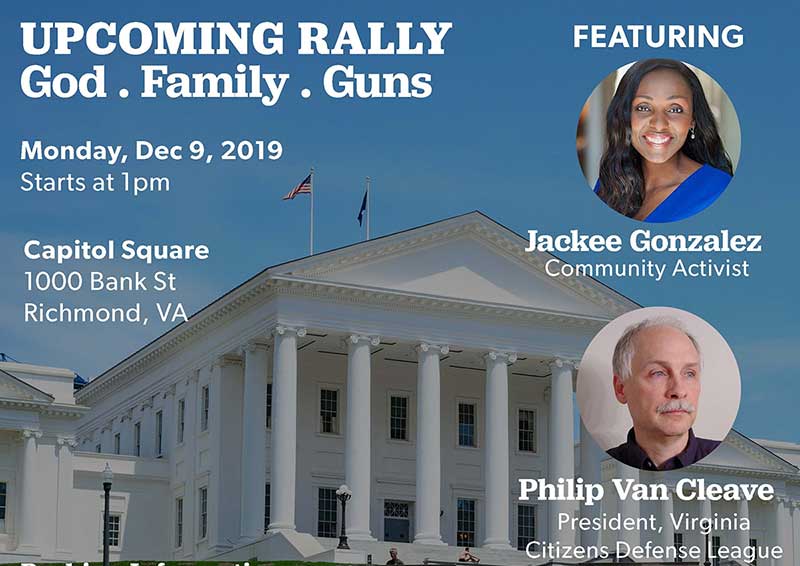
[282,174,312,200]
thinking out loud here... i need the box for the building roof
[0,362,89,418]
[0,368,55,402]
[76,211,639,400]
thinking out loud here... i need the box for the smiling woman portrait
[576,59,740,223]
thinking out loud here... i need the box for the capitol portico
[75,211,638,561]
[0,212,797,565]
[215,326,582,551]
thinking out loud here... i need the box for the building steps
[317,537,548,566]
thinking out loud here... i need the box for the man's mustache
[656,400,696,414]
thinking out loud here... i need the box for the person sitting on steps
[386,547,404,565]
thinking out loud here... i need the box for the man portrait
[606,316,721,470]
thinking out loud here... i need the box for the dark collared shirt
[607,428,721,471]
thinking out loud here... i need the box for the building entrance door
[383,500,412,543]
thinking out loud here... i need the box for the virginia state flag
[357,189,367,225]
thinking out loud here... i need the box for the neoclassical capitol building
[1,213,798,564]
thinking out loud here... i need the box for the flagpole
[365,176,371,241]
[310,167,315,255]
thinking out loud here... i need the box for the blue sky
[2,1,797,442]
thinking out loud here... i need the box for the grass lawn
[6,562,340,566]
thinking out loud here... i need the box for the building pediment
[270,212,636,319]
[78,212,638,404]
[0,369,54,404]
[690,430,799,478]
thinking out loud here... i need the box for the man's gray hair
[612,316,702,381]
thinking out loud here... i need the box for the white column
[579,420,606,546]
[182,372,199,552]
[483,350,516,549]
[100,424,113,453]
[17,429,41,554]
[661,488,674,549]
[120,410,134,454]
[163,386,176,456]
[206,361,224,550]
[54,437,76,557]
[215,356,245,549]
[791,502,800,566]
[240,341,269,540]
[548,358,575,545]
[775,498,791,566]
[345,334,380,540]
[268,326,305,532]
[414,342,448,545]
[701,499,712,558]
[140,398,155,457]
[615,460,640,548]
[736,497,750,551]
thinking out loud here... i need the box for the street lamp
[102,463,113,566]
[703,531,711,566]
[336,484,352,550]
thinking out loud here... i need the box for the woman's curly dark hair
[596,59,733,218]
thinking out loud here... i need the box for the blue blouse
[595,164,732,223]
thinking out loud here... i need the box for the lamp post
[336,484,352,550]
[102,463,113,566]
[703,531,711,566]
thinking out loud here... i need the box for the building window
[384,500,411,543]
[0,482,6,532]
[175,497,184,548]
[384,500,410,519]
[200,385,210,432]
[264,483,271,533]
[319,389,339,434]
[457,498,476,547]
[749,538,758,566]
[113,433,121,455]
[518,408,536,452]
[674,532,684,563]
[177,398,186,444]
[317,487,338,537]
[712,535,720,566]
[390,395,409,441]
[155,410,163,456]
[198,486,208,539]
[108,514,121,547]
[133,422,141,456]
[516,504,536,550]
[266,383,273,429]
[458,402,477,447]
